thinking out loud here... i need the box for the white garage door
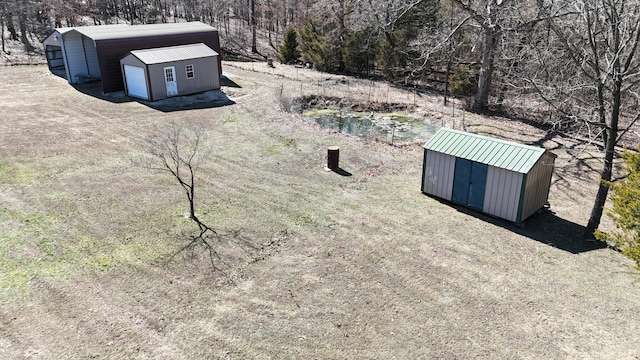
[123,65,148,100]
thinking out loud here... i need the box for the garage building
[42,21,221,93]
[120,43,220,101]
[421,128,556,223]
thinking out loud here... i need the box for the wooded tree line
[1,0,639,239]
[0,0,309,49]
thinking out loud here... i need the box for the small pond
[303,109,439,145]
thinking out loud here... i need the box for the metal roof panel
[128,43,218,64]
[59,21,216,41]
[424,128,549,173]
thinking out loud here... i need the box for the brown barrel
[327,146,339,170]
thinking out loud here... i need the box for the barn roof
[423,128,555,174]
[60,21,216,41]
[126,43,218,64]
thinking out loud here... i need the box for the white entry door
[164,66,178,96]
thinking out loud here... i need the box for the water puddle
[303,109,439,144]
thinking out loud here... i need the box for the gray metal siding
[145,56,219,101]
[96,31,220,93]
[43,22,222,93]
[45,46,65,70]
[42,30,62,48]
[178,56,220,93]
[422,150,455,201]
[74,22,212,40]
[62,31,89,83]
[82,35,100,78]
[43,30,68,76]
[422,128,557,223]
[520,153,555,221]
[483,167,522,222]
[147,65,166,100]
[48,22,221,93]
[119,53,145,68]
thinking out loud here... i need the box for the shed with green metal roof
[421,128,556,223]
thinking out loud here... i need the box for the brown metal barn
[120,43,220,101]
[42,22,221,94]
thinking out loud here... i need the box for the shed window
[165,67,174,82]
[185,65,194,79]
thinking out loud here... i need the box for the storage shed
[421,128,556,223]
[42,21,221,93]
[120,43,220,101]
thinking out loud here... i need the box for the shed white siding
[42,29,67,77]
[422,128,556,223]
[483,167,523,222]
[83,35,100,78]
[62,31,89,83]
[520,153,555,220]
[422,150,455,200]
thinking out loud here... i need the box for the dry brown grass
[0,62,639,359]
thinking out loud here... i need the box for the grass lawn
[0,62,639,359]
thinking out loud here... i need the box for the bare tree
[250,0,257,53]
[528,0,640,236]
[447,0,515,112]
[0,0,7,54]
[140,123,220,256]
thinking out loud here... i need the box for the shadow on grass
[330,167,352,177]
[164,228,262,278]
[71,79,236,112]
[427,195,607,254]
[71,81,134,104]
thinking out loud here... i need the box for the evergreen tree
[450,64,479,108]
[373,0,438,81]
[278,28,301,64]
[342,29,374,76]
[450,64,478,97]
[299,17,341,72]
[376,28,413,80]
[595,148,640,268]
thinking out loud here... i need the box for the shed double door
[452,158,488,210]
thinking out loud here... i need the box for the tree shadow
[427,195,607,254]
[164,228,262,278]
[71,80,236,111]
[517,209,607,253]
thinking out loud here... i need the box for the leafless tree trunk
[529,0,640,236]
[450,0,511,113]
[251,0,257,53]
[18,7,31,50]
[140,123,220,255]
[473,23,499,112]
[5,11,17,40]
[0,3,6,54]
